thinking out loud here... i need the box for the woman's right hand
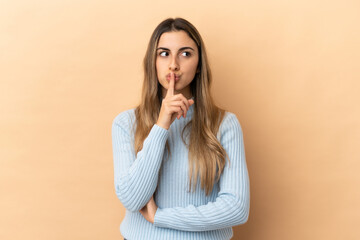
[156,73,194,130]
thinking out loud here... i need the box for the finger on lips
[167,72,194,119]
[167,73,175,97]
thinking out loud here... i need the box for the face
[155,30,199,99]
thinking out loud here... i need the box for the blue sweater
[112,103,250,240]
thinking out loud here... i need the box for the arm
[112,110,169,211]
[153,113,250,231]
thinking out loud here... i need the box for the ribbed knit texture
[112,103,250,240]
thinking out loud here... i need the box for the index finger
[166,72,175,97]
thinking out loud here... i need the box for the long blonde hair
[133,18,229,195]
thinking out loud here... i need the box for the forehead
[157,30,197,50]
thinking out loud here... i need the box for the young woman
[112,17,250,240]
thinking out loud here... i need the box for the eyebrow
[156,47,195,52]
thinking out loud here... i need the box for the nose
[169,56,179,71]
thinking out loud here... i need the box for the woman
[112,17,250,240]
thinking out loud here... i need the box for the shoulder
[112,107,137,131]
[218,111,244,141]
[220,111,243,129]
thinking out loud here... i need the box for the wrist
[156,121,169,130]
[152,207,159,224]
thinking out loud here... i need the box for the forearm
[113,121,169,211]
[153,191,250,231]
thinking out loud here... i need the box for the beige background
[1,0,359,239]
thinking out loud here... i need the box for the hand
[139,195,158,224]
[156,72,195,130]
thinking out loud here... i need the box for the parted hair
[133,17,229,195]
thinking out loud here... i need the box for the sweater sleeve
[153,112,250,231]
[112,110,169,211]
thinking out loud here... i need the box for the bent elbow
[227,194,250,226]
[234,201,250,225]
[114,184,145,212]
[121,200,144,212]
[238,209,249,225]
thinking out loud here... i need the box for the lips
[166,73,180,81]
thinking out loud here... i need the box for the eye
[181,51,191,57]
[159,51,169,57]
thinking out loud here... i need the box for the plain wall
[1,0,359,239]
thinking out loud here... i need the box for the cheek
[187,59,199,73]
[156,59,167,75]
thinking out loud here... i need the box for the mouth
[166,73,181,81]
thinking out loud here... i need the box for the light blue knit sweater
[112,102,250,240]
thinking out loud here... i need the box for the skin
[155,30,197,130]
[139,30,199,223]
